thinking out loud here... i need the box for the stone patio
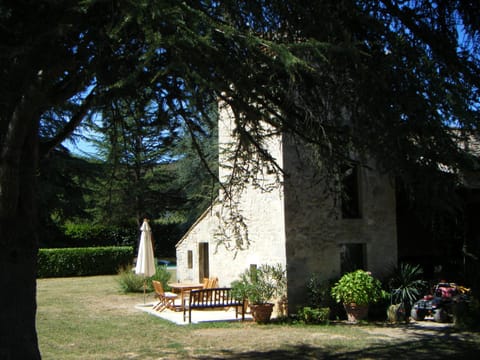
[135,303,253,325]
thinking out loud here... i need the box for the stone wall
[282,138,398,307]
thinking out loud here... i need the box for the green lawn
[37,275,480,359]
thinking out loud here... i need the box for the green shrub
[306,274,337,307]
[149,264,172,291]
[387,263,427,310]
[117,266,145,293]
[231,264,286,304]
[117,264,172,293]
[331,270,383,306]
[37,246,134,278]
[297,307,330,324]
[306,274,344,320]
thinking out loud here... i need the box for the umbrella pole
[143,278,147,304]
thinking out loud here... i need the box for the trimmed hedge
[62,223,137,248]
[37,246,134,278]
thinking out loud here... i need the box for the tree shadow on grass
[196,324,479,360]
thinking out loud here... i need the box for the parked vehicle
[410,282,470,323]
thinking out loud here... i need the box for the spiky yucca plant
[388,263,427,311]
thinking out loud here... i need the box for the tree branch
[39,87,97,158]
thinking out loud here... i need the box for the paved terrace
[135,303,254,325]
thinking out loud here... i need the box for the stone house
[175,103,398,311]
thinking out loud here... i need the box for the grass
[37,275,480,359]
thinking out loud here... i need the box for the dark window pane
[187,250,193,269]
[341,166,361,219]
[199,242,209,279]
[340,243,365,273]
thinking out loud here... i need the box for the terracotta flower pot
[250,303,274,323]
[344,303,368,322]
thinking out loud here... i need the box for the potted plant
[387,263,427,323]
[231,263,286,323]
[331,269,383,322]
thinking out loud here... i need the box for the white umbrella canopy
[135,219,156,303]
[135,219,156,277]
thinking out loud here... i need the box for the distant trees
[89,95,181,226]
[37,97,219,254]
[37,149,98,247]
[70,97,218,255]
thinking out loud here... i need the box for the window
[199,242,209,279]
[341,165,361,219]
[340,243,366,274]
[187,250,193,269]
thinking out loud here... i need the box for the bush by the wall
[306,273,344,320]
[37,246,134,278]
[297,307,330,324]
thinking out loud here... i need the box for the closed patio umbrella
[135,219,156,303]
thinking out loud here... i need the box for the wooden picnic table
[168,282,204,310]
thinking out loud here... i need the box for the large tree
[89,94,181,226]
[1,0,479,357]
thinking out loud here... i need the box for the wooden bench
[183,287,245,323]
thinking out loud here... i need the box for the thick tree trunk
[0,111,41,358]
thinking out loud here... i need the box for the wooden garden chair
[202,277,219,301]
[205,277,218,289]
[152,280,179,312]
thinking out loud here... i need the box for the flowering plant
[331,270,383,306]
